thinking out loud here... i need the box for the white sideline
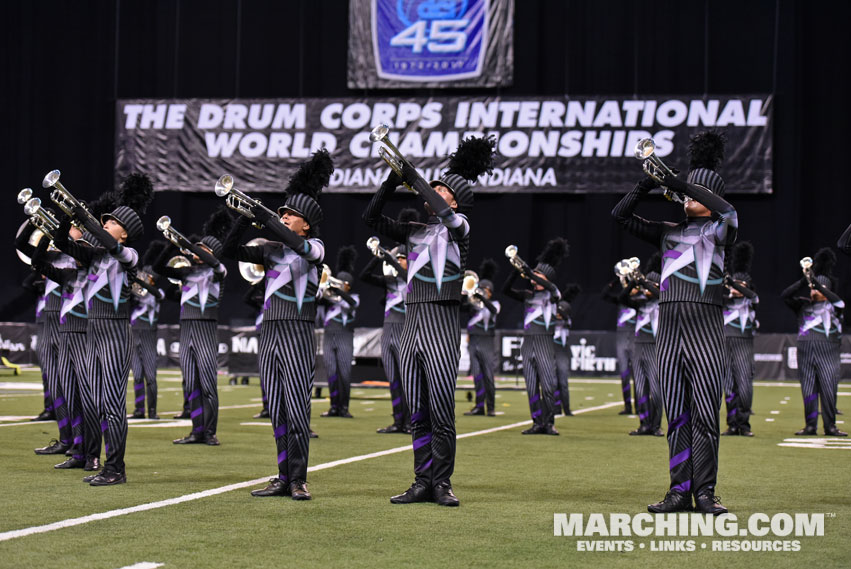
[0,401,621,543]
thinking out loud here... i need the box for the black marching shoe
[320,407,339,418]
[521,424,545,435]
[65,447,74,456]
[174,410,191,419]
[82,471,102,483]
[738,429,754,437]
[486,410,497,417]
[694,490,728,515]
[825,426,848,437]
[390,482,433,504]
[563,410,574,416]
[204,434,221,446]
[339,408,354,418]
[148,409,160,420]
[651,428,665,437]
[89,471,127,486]
[309,430,319,439]
[34,439,70,455]
[544,424,560,436]
[720,427,738,436]
[433,481,459,507]
[618,407,633,416]
[253,408,270,419]
[290,480,312,500]
[31,409,55,422]
[55,457,86,469]
[463,407,484,416]
[795,426,817,436]
[629,426,652,436]
[251,478,290,497]
[173,433,205,444]
[131,409,145,419]
[83,457,100,472]
[377,423,403,434]
[648,491,693,513]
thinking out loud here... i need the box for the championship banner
[116,95,773,194]
[347,0,514,89]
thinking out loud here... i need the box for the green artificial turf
[0,369,848,568]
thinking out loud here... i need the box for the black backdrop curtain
[3,0,850,332]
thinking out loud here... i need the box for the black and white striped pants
[400,302,460,488]
[57,331,87,460]
[554,344,571,414]
[724,337,754,431]
[87,319,130,473]
[259,320,314,484]
[468,334,496,413]
[616,330,635,409]
[131,327,158,414]
[35,321,52,413]
[797,340,839,430]
[179,320,220,438]
[323,330,354,412]
[43,313,72,444]
[521,334,557,426]
[633,341,662,430]
[657,303,725,497]
[381,321,409,426]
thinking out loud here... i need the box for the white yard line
[117,563,164,569]
[0,401,621,543]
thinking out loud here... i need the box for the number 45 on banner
[391,19,469,53]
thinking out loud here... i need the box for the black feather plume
[643,252,662,275]
[142,240,168,267]
[813,247,837,276]
[335,245,358,275]
[398,208,421,224]
[117,173,155,214]
[89,191,118,218]
[478,258,498,282]
[447,135,497,182]
[730,242,754,275]
[561,283,582,302]
[202,206,235,242]
[537,237,569,267]
[688,130,727,171]
[287,148,334,199]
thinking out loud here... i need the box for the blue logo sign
[372,0,489,82]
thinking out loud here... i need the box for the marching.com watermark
[554,513,834,552]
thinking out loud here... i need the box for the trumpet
[634,138,684,204]
[156,216,194,257]
[615,257,644,288]
[239,238,267,284]
[462,270,486,309]
[43,170,99,228]
[166,255,191,285]
[214,174,278,229]
[366,236,398,277]
[800,256,814,288]
[505,244,533,279]
[318,264,349,301]
[132,271,155,298]
[369,124,418,194]
[23,197,60,240]
[17,188,33,205]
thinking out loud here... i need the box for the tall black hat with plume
[335,245,358,284]
[101,173,155,244]
[477,258,499,293]
[277,148,334,229]
[687,130,727,197]
[198,206,235,258]
[534,237,569,282]
[430,135,497,215]
[561,283,582,303]
[813,247,837,290]
[730,242,754,284]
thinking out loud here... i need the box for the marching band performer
[156,208,232,446]
[602,271,636,415]
[130,241,167,420]
[613,131,737,514]
[553,283,582,418]
[721,242,759,437]
[223,150,332,501]
[462,259,500,417]
[54,173,153,486]
[16,222,72,453]
[243,282,270,419]
[619,254,663,436]
[502,238,568,436]
[21,271,53,422]
[781,248,846,437]
[358,211,418,434]
[319,246,359,418]
[363,135,495,507]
